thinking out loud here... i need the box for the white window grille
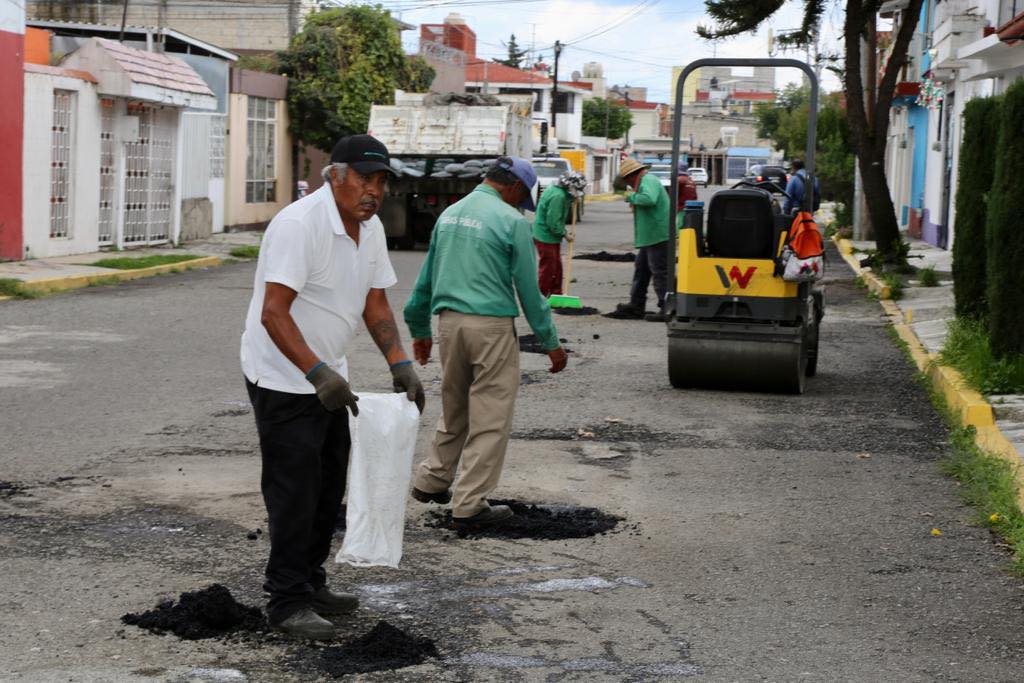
[98,98,116,245]
[210,115,226,179]
[50,89,75,239]
[246,96,277,203]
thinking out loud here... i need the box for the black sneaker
[605,304,644,320]
[452,504,514,530]
[273,607,336,640]
[411,487,452,504]
[644,312,668,322]
[310,586,359,615]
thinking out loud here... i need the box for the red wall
[0,28,23,260]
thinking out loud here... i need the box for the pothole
[424,499,624,540]
[513,421,710,447]
[573,251,635,262]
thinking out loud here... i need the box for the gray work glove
[307,363,359,416]
[390,361,425,413]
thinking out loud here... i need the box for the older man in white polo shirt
[241,134,424,639]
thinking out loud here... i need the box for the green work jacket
[626,172,670,247]
[532,185,571,244]
[404,184,559,351]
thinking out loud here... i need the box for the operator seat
[705,189,777,259]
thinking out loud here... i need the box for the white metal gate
[50,90,75,239]
[97,98,117,245]
[123,104,177,245]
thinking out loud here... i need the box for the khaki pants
[414,310,520,518]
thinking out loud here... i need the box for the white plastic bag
[780,246,825,282]
[336,393,420,568]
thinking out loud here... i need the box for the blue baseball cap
[497,156,538,211]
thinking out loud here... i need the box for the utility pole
[550,40,562,152]
[119,0,130,43]
[624,91,631,148]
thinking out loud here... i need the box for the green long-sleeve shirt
[626,172,670,247]
[404,183,560,351]
[532,185,570,244]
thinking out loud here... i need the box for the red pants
[535,240,563,297]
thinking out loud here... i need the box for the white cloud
[385,0,843,102]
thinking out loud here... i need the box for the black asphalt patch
[554,306,601,316]
[309,621,439,676]
[574,251,635,262]
[0,481,27,497]
[424,499,622,540]
[121,584,268,640]
[518,334,571,354]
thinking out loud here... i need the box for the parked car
[533,156,584,222]
[744,164,789,191]
[648,163,673,189]
[688,166,708,186]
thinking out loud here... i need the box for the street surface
[4,193,1024,681]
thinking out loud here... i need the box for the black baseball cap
[330,135,397,177]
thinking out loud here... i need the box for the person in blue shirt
[783,159,820,214]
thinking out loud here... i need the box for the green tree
[699,0,926,264]
[278,6,435,152]
[986,80,1024,359]
[953,96,1001,321]
[582,98,632,139]
[495,33,528,68]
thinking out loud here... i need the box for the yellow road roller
[666,58,823,394]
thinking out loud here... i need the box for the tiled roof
[96,37,213,96]
[618,99,662,110]
[465,59,551,85]
[560,80,593,90]
[24,63,98,83]
[731,91,775,101]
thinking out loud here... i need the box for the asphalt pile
[313,621,439,676]
[574,251,635,262]
[425,499,622,540]
[121,584,267,640]
[518,334,571,355]
[553,306,601,316]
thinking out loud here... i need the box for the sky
[355,0,845,103]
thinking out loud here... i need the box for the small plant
[0,278,33,299]
[880,272,904,300]
[941,318,1024,394]
[230,245,261,259]
[90,254,202,270]
[918,266,940,287]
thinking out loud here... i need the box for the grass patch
[87,276,124,288]
[880,272,904,300]
[229,245,260,259]
[941,425,1024,574]
[918,266,940,287]
[89,254,202,270]
[941,318,1024,394]
[0,278,37,299]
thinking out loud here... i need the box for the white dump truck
[368,92,533,248]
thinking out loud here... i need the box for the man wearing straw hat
[607,157,671,322]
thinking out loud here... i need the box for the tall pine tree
[495,34,528,68]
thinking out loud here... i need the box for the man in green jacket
[532,176,573,297]
[404,157,569,530]
[608,158,671,322]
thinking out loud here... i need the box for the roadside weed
[941,318,1024,394]
[880,272,904,300]
[918,266,940,287]
[230,246,260,259]
[90,254,202,270]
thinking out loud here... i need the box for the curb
[839,236,1024,505]
[834,237,891,299]
[7,255,224,297]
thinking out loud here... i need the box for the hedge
[952,96,1000,321]
[986,79,1024,359]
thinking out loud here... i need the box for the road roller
[665,58,823,394]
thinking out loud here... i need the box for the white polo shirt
[240,184,397,394]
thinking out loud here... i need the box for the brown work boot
[452,504,514,530]
[310,586,359,615]
[411,486,452,504]
[273,607,336,640]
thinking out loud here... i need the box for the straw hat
[616,157,649,180]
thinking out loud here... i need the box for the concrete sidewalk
[846,238,1024,466]
[0,232,262,296]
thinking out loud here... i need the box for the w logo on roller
[715,265,757,289]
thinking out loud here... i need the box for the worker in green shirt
[532,175,573,297]
[404,157,569,531]
[607,158,671,322]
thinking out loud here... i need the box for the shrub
[918,266,939,287]
[952,96,1001,321]
[986,80,1024,358]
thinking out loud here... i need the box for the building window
[98,98,116,245]
[554,91,574,114]
[50,89,75,239]
[246,96,277,203]
[210,115,226,179]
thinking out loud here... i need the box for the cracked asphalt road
[3,197,1024,681]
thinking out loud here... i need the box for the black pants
[629,241,669,310]
[245,379,350,624]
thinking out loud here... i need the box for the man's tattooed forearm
[369,318,402,358]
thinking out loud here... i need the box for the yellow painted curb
[587,193,625,202]
[831,235,891,299]
[0,295,11,302]
[929,363,995,429]
[16,255,223,295]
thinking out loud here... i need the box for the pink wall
[0,27,24,260]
